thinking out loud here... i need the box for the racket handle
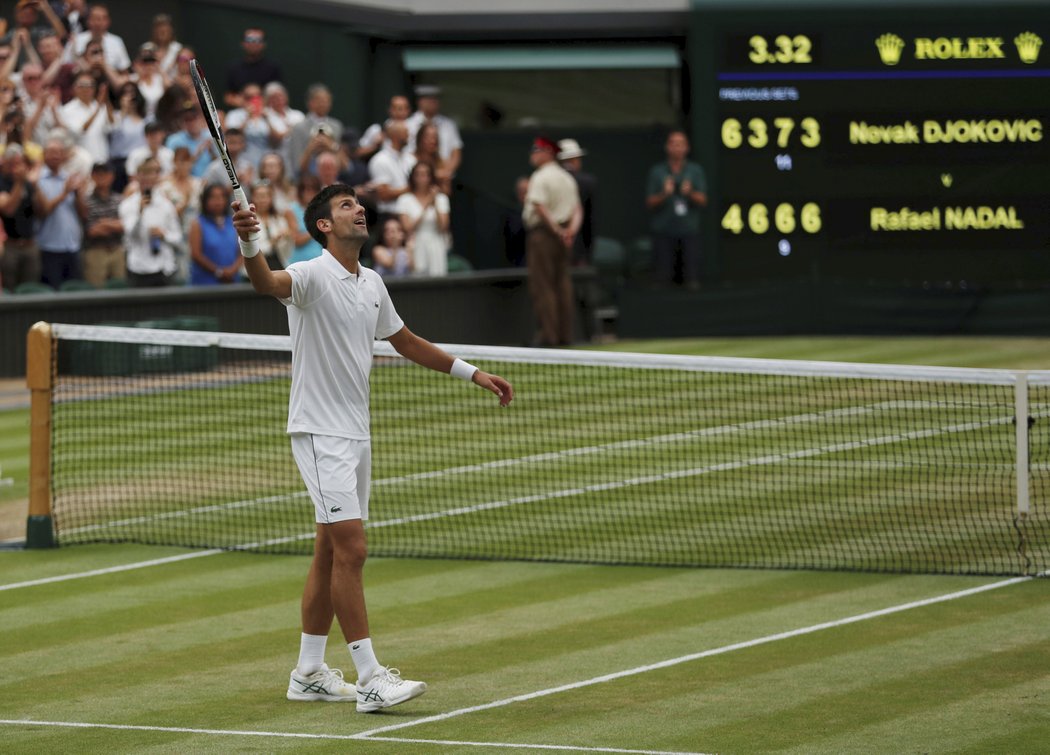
[232,186,261,242]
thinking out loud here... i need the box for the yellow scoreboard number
[747,35,814,64]
[721,203,823,235]
[721,117,822,149]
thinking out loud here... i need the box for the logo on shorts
[374,301,379,308]
[330,505,342,513]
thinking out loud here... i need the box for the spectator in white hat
[557,138,596,265]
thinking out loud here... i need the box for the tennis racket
[189,58,259,241]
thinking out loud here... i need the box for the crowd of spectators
[0,3,472,292]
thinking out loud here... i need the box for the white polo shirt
[282,250,404,440]
[368,145,416,215]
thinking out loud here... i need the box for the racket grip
[232,186,261,244]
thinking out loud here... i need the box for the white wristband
[238,236,260,258]
[450,358,477,382]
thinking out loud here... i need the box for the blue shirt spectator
[34,139,87,288]
[286,176,323,264]
[189,184,241,285]
[166,109,214,178]
[287,201,323,265]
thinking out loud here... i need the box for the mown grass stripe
[355,575,1031,738]
[362,735,711,754]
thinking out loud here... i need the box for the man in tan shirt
[523,136,581,346]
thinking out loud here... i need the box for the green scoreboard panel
[698,6,1050,284]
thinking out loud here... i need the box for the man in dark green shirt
[645,129,707,287]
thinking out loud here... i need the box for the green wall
[179,1,375,127]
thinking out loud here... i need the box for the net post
[1015,372,1030,518]
[26,321,55,548]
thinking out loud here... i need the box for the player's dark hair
[304,183,356,246]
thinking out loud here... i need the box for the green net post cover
[25,515,55,548]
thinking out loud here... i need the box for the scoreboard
[696,7,1050,285]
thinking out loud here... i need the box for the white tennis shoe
[286,664,356,702]
[356,666,427,713]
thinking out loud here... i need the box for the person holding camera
[119,156,180,287]
[224,83,273,170]
[287,83,342,180]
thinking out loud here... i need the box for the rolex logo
[876,33,906,65]
[1015,31,1042,64]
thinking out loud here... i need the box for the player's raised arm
[386,326,514,406]
[232,199,293,299]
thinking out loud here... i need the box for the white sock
[296,633,327,675]
[348,637,381,684]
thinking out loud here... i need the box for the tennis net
[35,322,1050,576]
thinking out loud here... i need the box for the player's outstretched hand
[473,371,514,407]
[231,200,260,241]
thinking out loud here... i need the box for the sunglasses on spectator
[244,34,264,43]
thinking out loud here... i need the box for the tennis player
[232,184,513,712]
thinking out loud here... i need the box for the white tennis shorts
[290,433,371,524]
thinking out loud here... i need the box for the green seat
[592,237,626,276]
[447,253,474,273]
[14,281,54,294]
[59,279,97,292]
[628,236,653,277]
[591,237,627,311]
[104,277,129,289]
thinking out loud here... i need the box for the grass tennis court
[3,336,1050,752]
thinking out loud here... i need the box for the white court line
[0,719,359,741]
[0,550,222,592]
[0,531,315,592]
[0,721,708,755]
[354,575,1034,738]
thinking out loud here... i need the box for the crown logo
[1015,31,1042,64]
[876,33,906,65]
